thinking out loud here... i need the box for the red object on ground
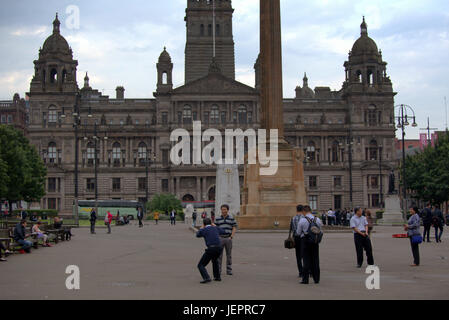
[19,249,26,254]
[392,234,408,238]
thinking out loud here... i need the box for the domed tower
[30,14,78,94]
[156,47,173,94]
[343,17,392,92]
[295,73,315,99]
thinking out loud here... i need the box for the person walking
[291,204,305,278]
[90,208,97,234]
[405,206,422,266]
[195,218,226,283]
[105,211,113,234]
[215,204,237,276]
[327,209,335,226]
[422,203,433,242]
[192,210,198,228]
[154,211,159,225]
[351,207,375,268]
[137,207,144,228]
[170,210,176,226]
[366,210,374,236]
[297,205,322,284]
[432,205,444,243]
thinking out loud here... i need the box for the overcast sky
[0,0,448,139]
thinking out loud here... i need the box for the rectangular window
[333,176,342,188]
[221,112,227,125]
[48,198,57,210]
[162,150,169,166]
[309,196,318,211]
[162,112,168,125]
[86,178,95,192]
[7,115,13,123]
[1,115,6,124]
[204,112,209,125]
[309,176,318,189]
[161,179,169,192]
[370,194,380,207]
[138,178,147,192]
[48,110,57,123]
[112,178,121,192]
[48,178,56,193]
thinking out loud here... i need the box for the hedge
[12,209,59,218]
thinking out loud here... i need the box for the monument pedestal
[378,194,405,226]
[239,142,307,230]
[215,164,241,217]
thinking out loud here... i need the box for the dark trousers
[423,223,431,242]
[354,233,374,266]
[0,241,6,258]
[409,237,420,265]
[294,236,303,276]
[434,225,443,242]
[198,246,223,281]
[138,218,143,227]
[301,239,320,283]
[90,221,96,234]
[170,217,176,225]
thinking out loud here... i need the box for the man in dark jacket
[90,209,97,234]
[14,220,32,253]
[137,207,144,228]
[432,205,444,243]
[422,203,433,242]
[196,218,226,283]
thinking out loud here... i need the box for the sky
[0,0,448,139]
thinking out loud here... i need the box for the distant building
[24,3,397,215]
[0,93,28,133]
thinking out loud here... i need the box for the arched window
[211,105,219,124]
[48,106,57,123]
[138,142,147,166]
[367,69,374,86]
[368,140,378,161]
[112,142,121,166]
[162,72,168,84]
[356,70,362,83]
[238,105,247,124]
[50,68,58,84]
[87,142,95,166]
[368,105,377,126]
[183,105,192,124]
[331,141,339,162]
[306,141,316,162]
[48,143,57,163]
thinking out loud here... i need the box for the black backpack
[305,217,323,244]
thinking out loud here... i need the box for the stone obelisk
[238,0,307,230]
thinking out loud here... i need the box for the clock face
[224,168,232,174]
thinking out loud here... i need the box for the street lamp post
[145,151,156,205]
[395,104,418,218]
[379,145,383,208]
[73,93,81,226]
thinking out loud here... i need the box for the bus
[75,200,145,220]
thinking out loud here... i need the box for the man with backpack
[422,203,433,242]
[350,207,374,268]
[297,205,323,285]
[432,205,444,243]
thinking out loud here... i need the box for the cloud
[11,26,49,37]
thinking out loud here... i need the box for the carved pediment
[173,73,257,95]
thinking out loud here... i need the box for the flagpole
[213,0,216,58]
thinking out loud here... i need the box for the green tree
[147,193,183,214]
[404,130,449,205]
[0,125,46,208]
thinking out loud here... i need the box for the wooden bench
[7,227,38,252]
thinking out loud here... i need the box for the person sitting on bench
[32,221,52,247]
[53,217,72,240]
[14,220,32,254]
[0,241,11,261]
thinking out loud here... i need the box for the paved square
[1,222,448,300]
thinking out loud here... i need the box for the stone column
[260,0,284,139]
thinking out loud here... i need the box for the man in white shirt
[350,207,375,268]
[327,209,335,225]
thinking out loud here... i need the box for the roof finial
[303,72,309,87]
[53,12,61,34]
[361,16,368,36]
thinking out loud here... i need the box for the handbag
[284,219,296,249]
[411,234,423,245]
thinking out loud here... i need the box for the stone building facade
[0,93,28,134]
[25,1,396,215]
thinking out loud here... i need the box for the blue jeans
[18,239,32,250]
